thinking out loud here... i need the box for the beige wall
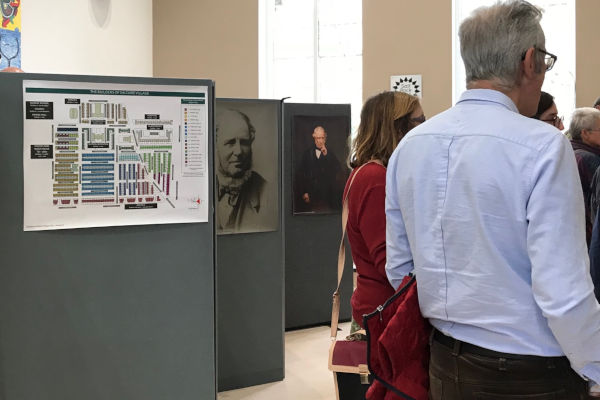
[362,0,453,118]
[153,0,258,98]
[154,1,597,111]
[576,0,600,107]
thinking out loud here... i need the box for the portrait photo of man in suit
[292,116,349,214]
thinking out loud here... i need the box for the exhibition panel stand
[0,73,216,400]
[283,103,353,329]
[215,98,284,391]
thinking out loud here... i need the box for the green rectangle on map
[181,99,205,104]
[26,88,206,98]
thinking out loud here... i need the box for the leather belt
[432,329,567,362]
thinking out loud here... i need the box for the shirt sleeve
[356,183,387,282]
[385,154,414,290]
[527,134,600,383]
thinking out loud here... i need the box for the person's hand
[321,145,327,156]
[302,193,310,203]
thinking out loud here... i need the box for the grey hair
[569,107,600,141]
[459,0,546,90]
[215,108,256,142]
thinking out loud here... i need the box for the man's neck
[467,80,526,115]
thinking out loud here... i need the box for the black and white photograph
[215,100,279,234]
[292,115,350,215]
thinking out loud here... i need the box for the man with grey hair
[385,1,600,398]
[570,107,600,245]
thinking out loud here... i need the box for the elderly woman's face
[582,117,600,149]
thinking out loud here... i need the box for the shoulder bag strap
[330,159,384,340]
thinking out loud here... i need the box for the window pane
[273,0,314,59]
[272,57,315,102]
[538,0,575,127]
[317,0,362,132]
[261,0,362,132]
[317,55,362,132]
[268,0,315,100]
[318,21,362,58]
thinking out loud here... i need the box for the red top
[343,162,395,327]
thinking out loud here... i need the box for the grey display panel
[215,99,284,390]
[0,73,216,400]
[283,103,353,329]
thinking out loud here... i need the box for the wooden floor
[218,322,351,400]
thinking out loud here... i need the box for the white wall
[21,0,152,76]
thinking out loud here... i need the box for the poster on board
[215,100,279,235]
[22,80,210,231]
[390,74,422,98]
[292,115,350,215]
[0,0,22,70]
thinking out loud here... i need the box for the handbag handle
[331,159,384,340]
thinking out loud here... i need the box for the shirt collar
[457,89,519,114]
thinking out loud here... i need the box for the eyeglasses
[541,115,563,128]
[410,115,426,124]
[521,46,557,72]
[537,47,557,71]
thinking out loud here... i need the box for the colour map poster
[23,80,210,231]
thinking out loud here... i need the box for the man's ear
[521,47,538,79]
[581,129,590,141]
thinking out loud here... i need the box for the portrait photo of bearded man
[215,107,278,234]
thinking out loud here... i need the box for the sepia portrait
[215,100,279,234]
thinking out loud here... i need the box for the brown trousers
[429,329,590,400]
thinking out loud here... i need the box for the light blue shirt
[386,89,600,383]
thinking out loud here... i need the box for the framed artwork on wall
[215,99,280,234]
[292,114,350,215]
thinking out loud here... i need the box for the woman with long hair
[344,91,424,328]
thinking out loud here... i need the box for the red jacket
[343,163,396,326]
[365,275,430,400]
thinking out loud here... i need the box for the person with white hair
[570,107,600,245]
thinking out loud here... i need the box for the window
[259,0,362,131]
[452,1,575,126]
